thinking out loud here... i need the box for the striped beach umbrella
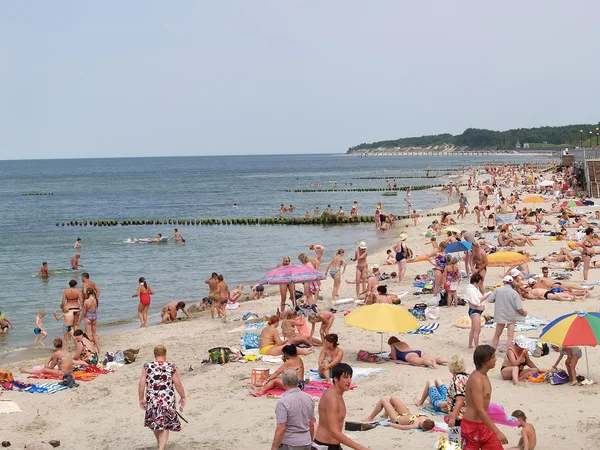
[539,310,600,379]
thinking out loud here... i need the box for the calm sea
[0,153,541,352]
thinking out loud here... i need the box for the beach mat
[0,399,22,414]
[27,365,111,382]
[251,380,356,399]
[1,381,68,394]
[407,323,440,335]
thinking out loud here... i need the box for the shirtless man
[35,262,49,278]
[471,241,488,292]
[366,285,399,305]
[61,280,83,329]
[350,201,358,218]
[313,363,370,450]
[81,273,100,299]
[151,233,163,243]
[535,267,592,293]
[496,198,514,214]
[161,301,190,323]
[309,244,325,270]
[353,270,378,300]
[353,242,368,297]
[461,345,508,449]
[169,228,182,241]
[216,274,230,318]
[71,253,83,271]
[520,281,583,301]
[74,238,82,249]
[205,272,220,319]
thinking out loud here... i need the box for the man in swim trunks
[161,301,190,323]
[535,267,593,294]
[462,345,507,449]
[71,253,83,271]
[313,363,370,450]
[81,272,101,299]
[471,241,488,292]
[35,262,49,278]
[61,280,83,329]
[169,228,182,241]
[205,272,220,319]
[521,280,586,301]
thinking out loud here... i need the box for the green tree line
[347,123,600,152]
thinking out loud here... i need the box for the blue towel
[407,323,440,335]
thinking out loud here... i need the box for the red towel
[27,365,111,382]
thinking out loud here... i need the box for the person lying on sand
[519,282,586,301]
[251,344,305,393]
[387,336,447,368]
[362,395,435,431]
[259,316,312,356]
[161,301,190,323]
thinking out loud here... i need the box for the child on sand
[551,345,582,386]
[33,310,47,347]
[507,410,536,450]
[411,210,419,227]
[53,307,75,345]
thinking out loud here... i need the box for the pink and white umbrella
[257,264,326,285]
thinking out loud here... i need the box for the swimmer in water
[74,238,82,249]
[169,229,182,241]
[35,262,49,278]
[71,253,83,271]
[151,233,163,243]
[233,203,238,208]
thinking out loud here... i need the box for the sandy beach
[3,166,600,450]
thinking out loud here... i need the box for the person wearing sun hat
[393,233,409,282]
[488,275,528,350]
[353,242,368,298]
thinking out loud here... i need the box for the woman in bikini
[500,342,539,385]
[353,243,368,298]
[132,277,154,328]
[251,345,305,393]
[579,227,595,281]
[308,311,335,342]
[426,241,448,297]
[388,337,447,368]
[79,287,100,355]
[259,316,312,356]
[318,334,343,383]
[281,310,318,347]
[276,256,295,312]
[73,329,99,366]
[19,337,73,376]
[325,249,347,299]
[393,233,408,282]
[486,213,495,231]
[298,253,318,305]
[362,395,435,431]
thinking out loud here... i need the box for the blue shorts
[468,308,482,317]
[428,384,448,412]
[34,327,41,335]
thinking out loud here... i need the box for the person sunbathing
[361,395,435,431]
[20,337,73,376]
[281,309,319,347]
[259,316,312,356]
[387,337,447,368]
[365,286,400,305]
[251,344,305,392]
[521,283,584,301]
[500,342,540,385]
[546,257,582,271]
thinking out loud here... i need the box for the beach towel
[1,380,68,394]
[308,367,385,382]
[407,323,440,335]
[0,399,22,414]
[27,365,111,382]
[251,380,356,398]
[420,405,447,417]
[495,213,517,226]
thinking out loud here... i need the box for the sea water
[0,153,541,351]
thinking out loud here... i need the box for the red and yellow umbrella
[539,310,600,379]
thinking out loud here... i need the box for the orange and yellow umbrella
[522,195,546,203]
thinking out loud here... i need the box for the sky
[1,1,599,159]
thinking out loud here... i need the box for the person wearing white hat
[352,242,368,298]
[488,276,527,349]
[393,233,409,282]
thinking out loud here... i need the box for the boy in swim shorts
[53,307,75,345]
[33,310,48,348]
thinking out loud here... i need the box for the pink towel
[251,381,356,398]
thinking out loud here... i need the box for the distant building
[523,143,530,148]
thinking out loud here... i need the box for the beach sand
[2,173,600,450]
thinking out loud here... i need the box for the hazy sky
[1,1,599,159]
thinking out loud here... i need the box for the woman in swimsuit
[443,257,461,307]
[388,336,447,368]
[19,337,73,376]
[132,277,154,328]
[362,395,435,431]
[276,256,295,312]
[500,343,539,385]
[393,233,408,282]
[309,311,335,342]
[298,253,318,305]
[318,334,344,383]
[324,249,347,299]
[73,329,99,366]
[487,214,495,231]
[426,241,448,297]
[353,243,368,298]
[281,310,319,347]
[79,287,101,355]
[251,345,305,393]
[579,227,595,281]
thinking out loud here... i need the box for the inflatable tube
[332,298,355,305]
[487,403,519,427]
[455,315,485,329]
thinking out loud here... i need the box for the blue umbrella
[445,241,472,254]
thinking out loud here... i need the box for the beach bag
[357,350,382,364]
[123,348,140,364]
[208,347,230,364]
[438,292,448,306]
[548,370,569,385]
[0,370,14,383]
[409,303,427,321]
[242,332,260,349]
